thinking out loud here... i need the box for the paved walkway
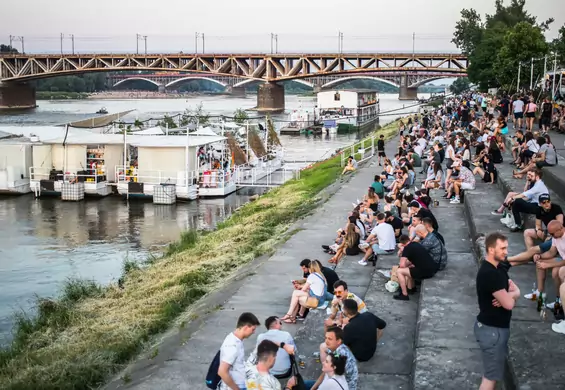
[103,134,493,390]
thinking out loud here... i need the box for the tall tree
[0,44,18,53]
[452,0,553,90]
[552,25,565,67]
[450,77,471,94]
[493,22,549,89]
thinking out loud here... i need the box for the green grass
[0,117,406,390]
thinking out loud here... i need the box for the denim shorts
[539,239,563,260]
[474,321,510,381]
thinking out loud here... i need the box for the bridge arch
[321,76,400,89]
[165,76,228,89]
[409,74,466,88]
[112,77,162,88]
[233,78,314,88]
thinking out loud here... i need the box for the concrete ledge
[463,179,565,389]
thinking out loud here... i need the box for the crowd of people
[208,91,565,390]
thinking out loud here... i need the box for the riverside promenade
[104,135,487,390]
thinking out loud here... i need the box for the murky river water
[0,93,425,343]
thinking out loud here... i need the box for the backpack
[205,350,222,389]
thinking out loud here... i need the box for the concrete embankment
[105,129,486,390]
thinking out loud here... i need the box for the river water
[0,93,425,343]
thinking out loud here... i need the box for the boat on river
[96,107,108,114]
[317,90,380,133]
[0,131,33,195]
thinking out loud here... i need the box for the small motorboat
[96,107,108,114]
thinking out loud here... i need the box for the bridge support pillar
[399,86,418,100]
[398,73,418,101]
[313,85,322,94]
[226,86,246,97]
[157,84,166,93]
[0,83,37,110]
[256,82,285,113]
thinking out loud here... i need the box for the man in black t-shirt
[522,194,564,250]
[498,95,510,118]
[377,134,386,166]
[541,97,553,131]
[384,211,403,240]
[394,235,438,301]
[409,201,439,231]
[475,232,520,389]
[342,299,386,362]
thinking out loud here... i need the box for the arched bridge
[0,52,467,110]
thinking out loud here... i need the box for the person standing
[377,134,386,166]
[219,312,261,390]
[475,233,520,390]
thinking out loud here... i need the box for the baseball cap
[409,200,421,209]
[539,193,550,203]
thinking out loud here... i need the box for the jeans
[511,198,539,226]
[324,291,334,302]
[303,380,316,390]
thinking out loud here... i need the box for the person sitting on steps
[324,280,367,329]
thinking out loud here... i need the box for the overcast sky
[2,0,564,53]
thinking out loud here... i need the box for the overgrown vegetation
[0,118,405,389]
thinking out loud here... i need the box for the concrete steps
[463,146,565,389]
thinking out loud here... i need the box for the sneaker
[408,287,418,295]
[393,292,409,301]
[546,301,556,310]
[551,320,565,335]
[377,269,392,279]
[358,259,368,266]
[510,225,524,232]
[491,210,503,215]
[524,290,540,300]
[450,198,461,204]
[318,301,329,310]
[321,245,330,251]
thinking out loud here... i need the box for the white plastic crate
[153,184,176,205]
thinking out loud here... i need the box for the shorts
[538,239,563,260]
[514,112,523,119]
[541,116,551,127]
[371,243,396,255]
[535,161,554,169]
[378,151,386,157]
[474,321,510,381]
[461,182,475,190]
[525,112,536,118]
[409,266,435,280]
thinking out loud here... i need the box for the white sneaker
[524,290,540,300]
[450,198,460,204]
[551,320,565,335]
[377,269,392,279]
[491,210,503,216]
[546,301,556,310]
[358,259,368,266]
[358,242,370,249]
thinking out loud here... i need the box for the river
[0,93,426,344]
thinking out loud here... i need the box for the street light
[136,34,148,55]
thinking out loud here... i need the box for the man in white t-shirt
[219,312,261,390]
[512,97,525,129]
[358,213,396,266]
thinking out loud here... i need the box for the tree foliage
[233,108,249,124]
[179,102,210,127]
[452,0,554,91]
[0,44,18,53]
[34,74,108,93]
[450,77,471,94]
[552,25,565,67]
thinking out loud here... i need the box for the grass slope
[0,119,404,390]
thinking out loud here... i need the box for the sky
[2,0,564,54]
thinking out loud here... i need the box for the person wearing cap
[521,193,563,250]
[443,160,475,204]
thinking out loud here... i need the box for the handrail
[114,166,198,186]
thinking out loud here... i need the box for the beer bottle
[531,283,537,301]
[554,298,561,317]
[536,291,543,312]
